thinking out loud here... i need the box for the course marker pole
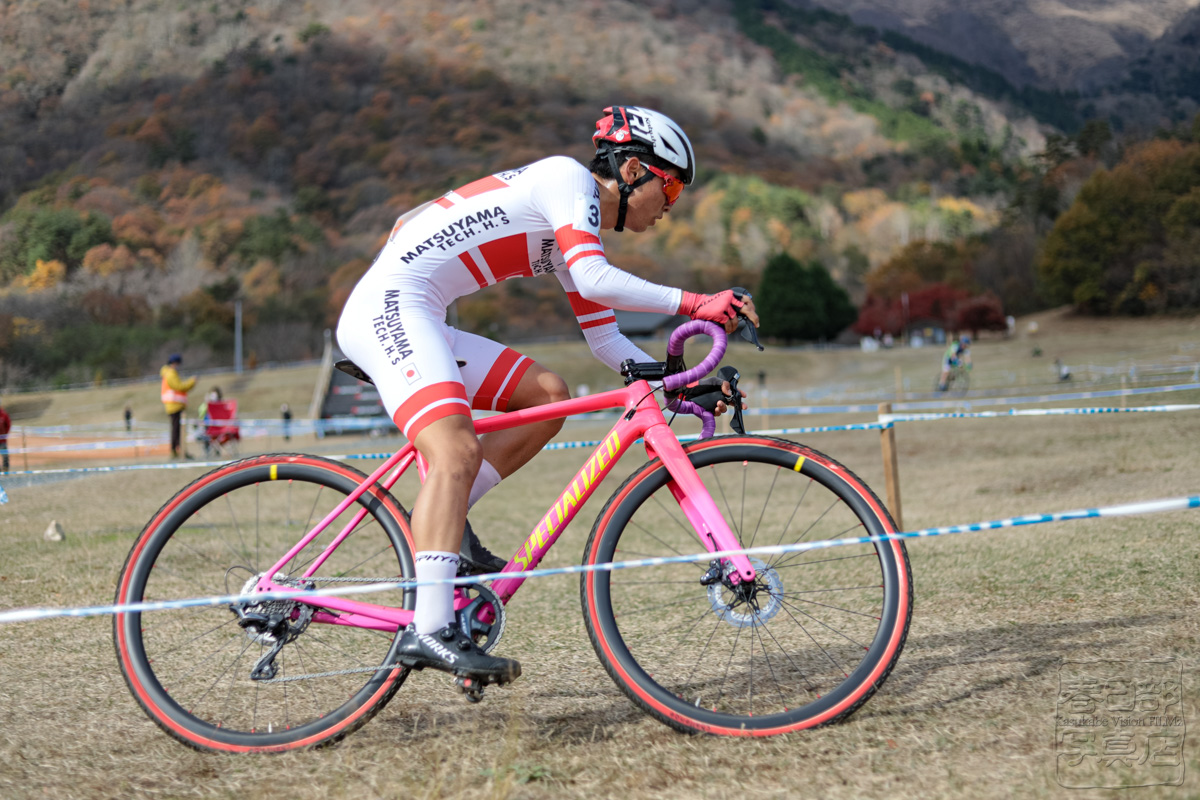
[879,401,903,530]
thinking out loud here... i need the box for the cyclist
[336,105,759,689]
[937,334,971,391]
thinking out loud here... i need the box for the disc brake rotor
[234,572,314,645]
[707,557,783,628]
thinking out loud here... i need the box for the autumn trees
[1038,137,1200,314]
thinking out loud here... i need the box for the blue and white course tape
[0,493,1196,626]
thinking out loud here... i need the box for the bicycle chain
[256,663,407,683]
[252,576,408,682]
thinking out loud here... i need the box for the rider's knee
[540,372,570,433]
[542,372,570,404]
[425,429,483,484]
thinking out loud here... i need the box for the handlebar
[620,296,759,439]
[662,320,727,393]
[662,320,728,439]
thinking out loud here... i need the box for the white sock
[467,459,502,509]
[412,551,460,634]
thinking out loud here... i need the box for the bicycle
[936,362,970,394]
[113,319,913,752]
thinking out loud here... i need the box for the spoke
[224,490,253,567]
[708,466,746,549]
[158,536,248,594]
[749,610,800,708]
[290,638,326,718]
[152,621,247,687]
[612,545,708,573]
[774,595,848,678]
[766,478,812,568]
[784,584,882,595]
[193,636,257,719]
[302,629,393,668]
[773,552,875,569]
[335,539,396,579]
[681,612,730,699]
[739,463,747,546]
[144,614,240,660]
[771,504,857,570]
[643,494,706,558]
[615,593,706,618]
[143,560,225,600]
[753,606,818,692]
[775,597,871,651]
[777,594,881,620]
[746,469,779,550]
[711,621,743,710]
[284,484,328,576]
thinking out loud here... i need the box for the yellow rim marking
[793,456,806,473]
[269,464,278,480]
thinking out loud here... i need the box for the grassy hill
[0,0,1067,388]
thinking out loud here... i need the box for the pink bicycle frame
[255,379,757,632]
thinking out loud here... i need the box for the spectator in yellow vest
[160,354,196,459]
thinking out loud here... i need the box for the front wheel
[581,436,912,736]
[114,454,416,752]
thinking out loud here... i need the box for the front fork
[642,423,756,584]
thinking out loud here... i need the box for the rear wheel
[582,436,912,736]
[114,454,415,752]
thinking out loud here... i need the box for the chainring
[456,582,506,654]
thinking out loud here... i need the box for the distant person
[280,403,292,441]
[124,405,132,432]
[160,354,196,459]
[0,401,10,473]
[197,387,223,423]
[937,335,972,392]
[1055,358,1072,382]
[197,388,223,456]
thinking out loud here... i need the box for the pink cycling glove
[678,290,742,323]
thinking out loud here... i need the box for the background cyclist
[336,106,758,688]
[938,334,972,391]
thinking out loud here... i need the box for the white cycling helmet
[593,105,696,184]
[593,105,696,231]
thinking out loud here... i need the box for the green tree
[756,253,856,343]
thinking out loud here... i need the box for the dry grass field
[3,309,1200,799]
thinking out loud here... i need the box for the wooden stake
[878,402,903,530]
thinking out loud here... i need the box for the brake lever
[736,317,763,351]
[715,365,745,435]
[730,286,764,351]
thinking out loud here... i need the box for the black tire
[581,436,912,736]
[948,368,970,395]
[114,454,415,752]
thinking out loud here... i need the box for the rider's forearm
[568,257,682,314]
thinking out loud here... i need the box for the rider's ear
[620,156,642,182]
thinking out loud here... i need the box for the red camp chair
[203,400,240,457]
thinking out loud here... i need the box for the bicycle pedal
[454,675,486,703]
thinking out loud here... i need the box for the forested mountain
[0,0,1193,386]
[799,0,1200,125]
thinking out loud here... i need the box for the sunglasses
[643,164,685,206]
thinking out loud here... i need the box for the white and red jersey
[350,156,680,370]
[337,157,682,441]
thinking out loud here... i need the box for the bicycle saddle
[335,358,468,386]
